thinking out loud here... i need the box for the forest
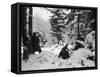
[21,6,96,70]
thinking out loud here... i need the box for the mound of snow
[67,48,95,67]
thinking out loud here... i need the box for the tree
[47,8,96,44]
[47,8,70,44]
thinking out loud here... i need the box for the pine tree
[47,8,96,44]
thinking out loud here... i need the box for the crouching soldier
[58,43,74,59]
[58,44,70,59]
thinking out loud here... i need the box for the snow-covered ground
[21,44,95,71]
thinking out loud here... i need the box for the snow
[21,44,95,71]
[67,48,95,67]
[34,51,39,55]
[41,44,74,55]
[67,44,74,50]
[41,44,63,55]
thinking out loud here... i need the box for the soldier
[31,32,42,54]
[58,44,70,59]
